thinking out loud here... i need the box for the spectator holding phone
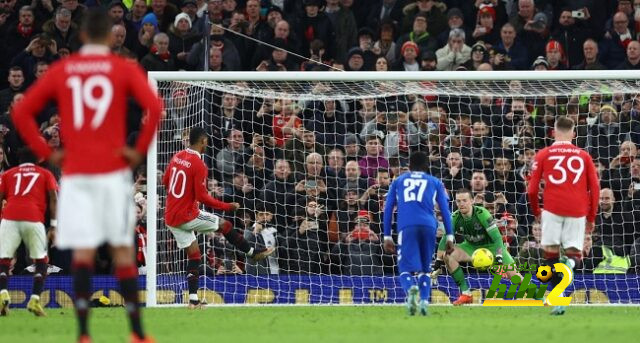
[606,141,638,199]
[610,141,638,169]
[288,199,328,274]
[473,5,499,45]
[551,8,594,68]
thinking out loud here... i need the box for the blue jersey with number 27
[383,171,453,237]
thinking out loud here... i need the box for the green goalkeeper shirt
[438,206,503,251]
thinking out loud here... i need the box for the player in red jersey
[0,148,58,317]
[527,116,600,316]
[164,127,274,308]
[10,10,161,343]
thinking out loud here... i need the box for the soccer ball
[536,265,553,283]
[471,248,494,270]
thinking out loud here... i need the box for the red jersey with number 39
[527,141,600,223]
[163,149,233,227]
[11,45,163,175]
[0,164,58,222]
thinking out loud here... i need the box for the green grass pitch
[1,306,638,343]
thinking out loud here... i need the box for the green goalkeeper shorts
[457,241,515,265]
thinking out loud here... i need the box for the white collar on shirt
[186,148,202,158]
[79,44,111,55]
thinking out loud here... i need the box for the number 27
[403,179,427,202]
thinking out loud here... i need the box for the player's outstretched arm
[194,165,234,212]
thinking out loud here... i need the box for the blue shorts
[397,225,437,274]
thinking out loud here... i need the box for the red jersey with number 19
[0,163,58,222]
[11,45,163,175]
[527,141,600,223]
[163,149,234,227]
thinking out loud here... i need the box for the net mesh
[151,77,640,305]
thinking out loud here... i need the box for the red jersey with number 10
[0,164,58,222]
[163,149,233,227]
[11,45,163,175]
[527,141,600,223]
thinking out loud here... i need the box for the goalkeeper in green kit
[434,189,519,305]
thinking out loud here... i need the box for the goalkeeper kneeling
[433,189,521,305]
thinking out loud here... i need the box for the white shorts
[0,220,47,259]
[167,211,220,249]
[541,210,586,250]
[57,168,136,249]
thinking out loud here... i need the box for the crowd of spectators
[2,0,640,276]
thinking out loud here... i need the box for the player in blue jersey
[383,151,454,316]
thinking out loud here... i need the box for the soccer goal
[146,71,640,307]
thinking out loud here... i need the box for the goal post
[146,71,640,306]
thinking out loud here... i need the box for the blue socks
[399,272,431,304]
[417,273,431,303]
[399,272,415,295]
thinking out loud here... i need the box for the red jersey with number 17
[0,164,58,222]
[11,45,163,175]
[163,149,234,227]
[527,141,600,223]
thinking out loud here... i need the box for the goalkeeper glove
[495,255,503,265]
[433,259,445,273]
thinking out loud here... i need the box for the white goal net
[146,71,640,306]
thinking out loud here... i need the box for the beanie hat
[347,47,364,60]
[142,13,159,29]
[546,40,563,53]
[174,12,192,29]
[478,4,496,21]
[531,56,550,69]
[356,210,370,222]
[401,41,419,56]
[600,104,618,117]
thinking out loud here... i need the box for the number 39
[548,156,584,185]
